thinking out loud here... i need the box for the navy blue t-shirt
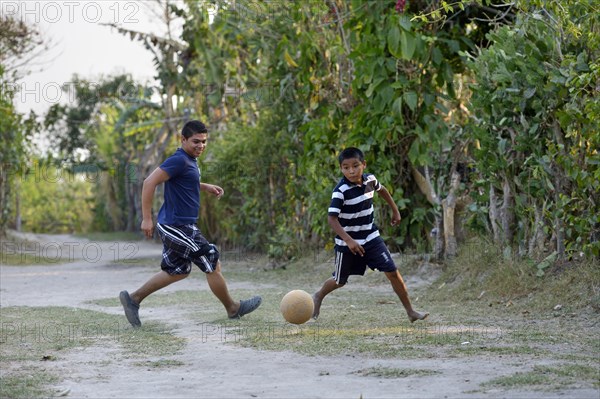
[157,148,201,225]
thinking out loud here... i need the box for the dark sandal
[229,296,262,319]
[119,291,141,327]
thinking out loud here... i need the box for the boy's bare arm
[328,215,365,256]
[200,183,224,199]
[377,185,401,226]
[140,167,170,238]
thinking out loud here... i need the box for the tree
[171,0,518,260]
[0,14,44,79]
[297,0,513,258]
[43,74,166,232]
[467,0,600,259]
[0,15,43,236]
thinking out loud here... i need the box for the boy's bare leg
[312,278,343,319]
[130,270,189,305]
[384,270,429,322]
[205,261,239,317]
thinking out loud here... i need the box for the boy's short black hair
[338,147,365,165]
[182,120,208,138]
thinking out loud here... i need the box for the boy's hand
[141,218,154,239]
[377,186,401,226]
[346,239,365,257]
[202,183,224,199]
[391,211,401,226]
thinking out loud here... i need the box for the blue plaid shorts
[156,223,220,275]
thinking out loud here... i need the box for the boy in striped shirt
[312,147,428,323]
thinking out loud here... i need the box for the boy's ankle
[407,310,429,323]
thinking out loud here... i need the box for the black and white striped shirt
[328,173,383,251]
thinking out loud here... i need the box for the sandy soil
[1,233,598,399]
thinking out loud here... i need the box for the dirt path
[1,233,598,398]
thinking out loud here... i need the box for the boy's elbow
[143,174,157,187]
[142,177,157,193]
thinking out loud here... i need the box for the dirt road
[1,233,598,398]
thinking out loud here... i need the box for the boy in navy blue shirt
[312,147,428,323]
[119,120,261,327]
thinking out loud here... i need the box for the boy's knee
[177,272,191,280]
[384,270,399,280]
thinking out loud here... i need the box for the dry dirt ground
[1,233,598,399]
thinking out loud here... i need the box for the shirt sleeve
[372,174,382,191]
[159,154,184,178]
[328,190,344,216]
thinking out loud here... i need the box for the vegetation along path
[1,233,598,398]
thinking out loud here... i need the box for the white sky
[7,1,176,115]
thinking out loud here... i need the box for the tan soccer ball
[280,290,314,324]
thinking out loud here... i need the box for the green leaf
[535,251,558,277]
[423,93,435,107]
[498,138,507,153]
[520,114,529,130]
[365,77,384,98]
[575,52,590,72]
[432,46,443,66]
[403,91,418,111]
[400,31,417,60]
[379,85,394,107]
[388,26,401,58]
[398,16,412,31]
[524,87,536,99]
[393,97,403,116]
[408,140,421,164]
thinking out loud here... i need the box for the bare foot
[408,310,429,323]
[312,293,322,320]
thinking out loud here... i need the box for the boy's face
[340,157,366,185]
[181,132,208,158]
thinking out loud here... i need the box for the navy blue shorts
[156,223,220,275]
[332,240,397,285]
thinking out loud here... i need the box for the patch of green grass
[0,371,60,399]
[222,253,332,288]
[92,289,213,312]
[508,324,567,344]
[88,244,598,390]
[106,257,162,266]
[353,366,440,378]
[532,260,600,312]
[451,345,547,356]
[74,231,144,242]
[427,239,535,303]
[133,359,186,368]
[102,255,597,368]
[0,306,185,357]
[0,306,184,397]
[0,237,72,266]
[427,238,600,314]
[483,363,600,391]
[104,260,590,365]
[534,364,599,382]
[484,371,553,388]
[162,288,513,358]
[558,353,600,363]
[0,251,68,266]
